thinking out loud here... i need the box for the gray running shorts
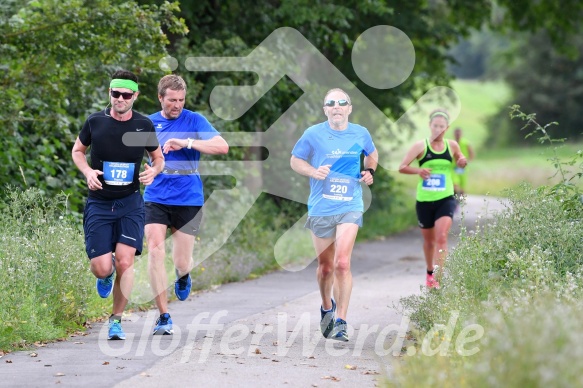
[304,211,363,238]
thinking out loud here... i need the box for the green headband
[110,79,139,92]
[430,111,449,121]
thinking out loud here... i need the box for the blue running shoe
[331,318,349,342]
[174,271,192,301]
[96,269,115,298]
[153,313,173,335]
[108,318,125,340]
[320,298,336,338]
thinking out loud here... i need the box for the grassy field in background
[448,79,512,148]
[468,144,583,195]
[393,79,582,196]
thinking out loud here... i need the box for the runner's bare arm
[398,140,430,178]
[139,147,165,185]
[72,137,103,190]
[468,143,475,161]
[290,155,331,180]
[360,149,379,184]
[449,140,467,168]
[363,149,379,172]
[163,135,229,155]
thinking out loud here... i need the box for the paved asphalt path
[0,196,506,387]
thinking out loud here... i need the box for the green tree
[3,0,583,211]
[140,0,488,218]
[487,31,583,146]
[448,27,511,79]
[0,0,187,211]
[147,0,583,214]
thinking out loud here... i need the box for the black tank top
[418,139,452,167]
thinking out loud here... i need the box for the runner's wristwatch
[365,168,375,176]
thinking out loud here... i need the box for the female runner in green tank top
[398,109,467,288]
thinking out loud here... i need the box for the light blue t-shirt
[291,121,376,216]
[144,109,220,206]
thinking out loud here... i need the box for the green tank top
[458,138,470,157]
[416,139,454,202]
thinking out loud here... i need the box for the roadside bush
[402,182,583,332]
[389,296,583,388]
[0,188,96,350]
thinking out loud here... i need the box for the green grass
[388,298,583,387]
[448,79,512,149]
[0,189,113,351]
[449,80,582,194]
[468,144,583,195]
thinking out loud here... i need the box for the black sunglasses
[111,90,135,100]
[324,99,350,107]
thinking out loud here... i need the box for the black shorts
[145,202,203,236]
[83,191,145,259]
[416,196,456,229]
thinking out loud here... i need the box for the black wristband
[365,168,375,177]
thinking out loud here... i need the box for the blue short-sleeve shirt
[291,121,376,216]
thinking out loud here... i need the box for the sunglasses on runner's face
[324,99,350,107]
[110,90,135,100]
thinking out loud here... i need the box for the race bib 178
[103,161,134,186]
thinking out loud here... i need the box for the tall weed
[389,297,583,388]
[0,189,96,350]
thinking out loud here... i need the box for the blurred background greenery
[1,1,582,364]
[2,0,583,212]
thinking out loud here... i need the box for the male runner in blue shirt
[144,74,229,335]
[290,88,378,341]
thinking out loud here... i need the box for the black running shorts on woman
[416,195,456,229]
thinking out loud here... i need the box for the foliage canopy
[2,0,583,208]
